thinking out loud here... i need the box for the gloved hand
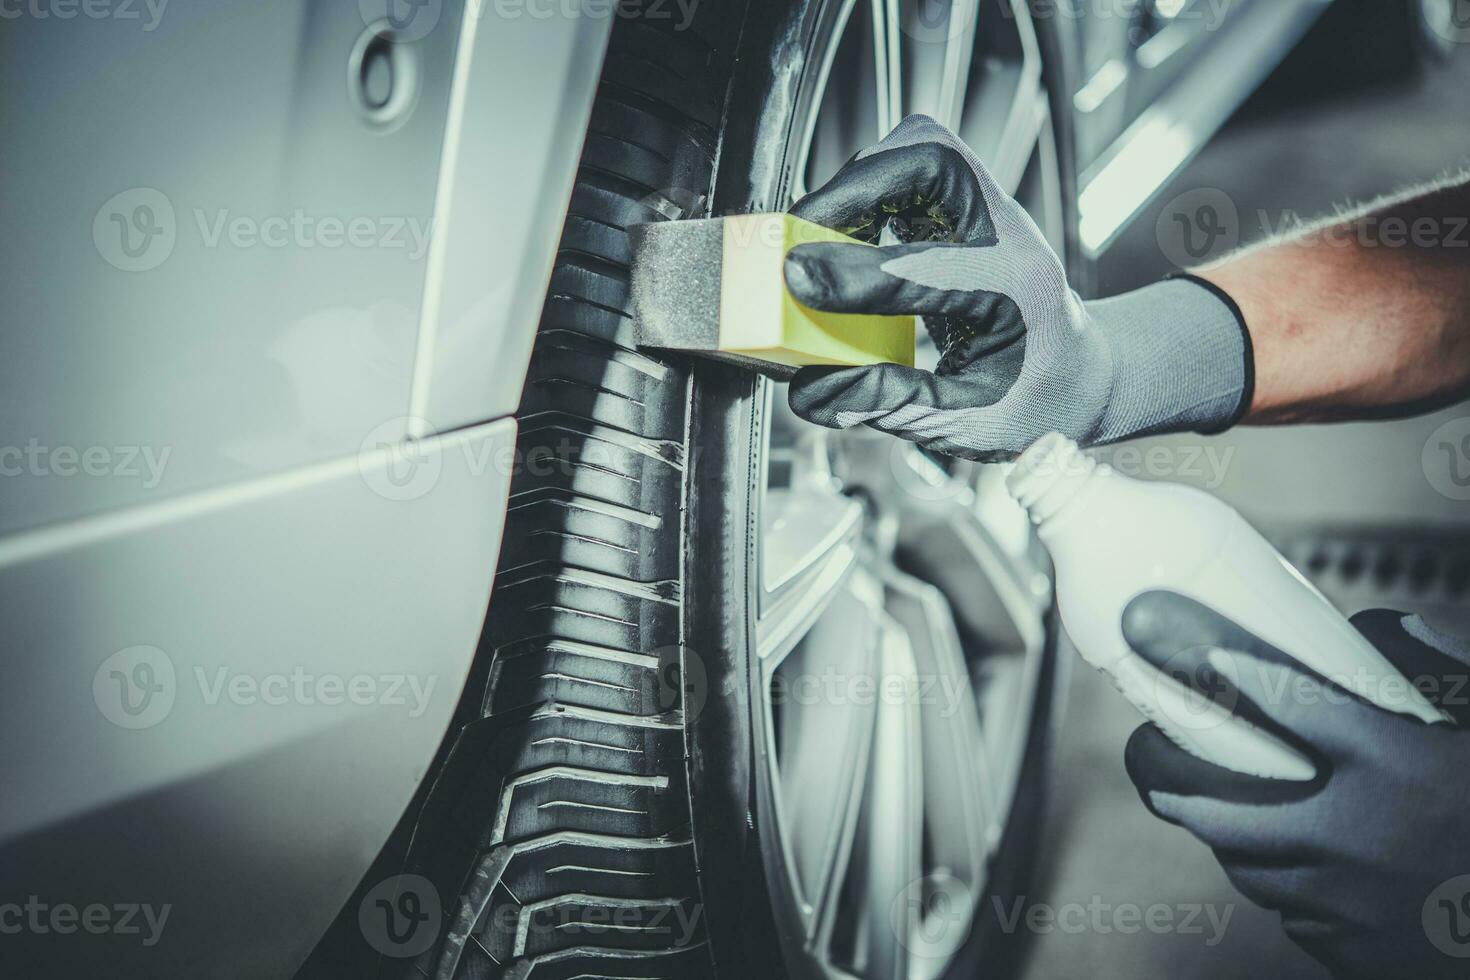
[785,114,1253,461]
[1122,590,1470,980]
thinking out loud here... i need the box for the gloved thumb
[1349,609,1470,726]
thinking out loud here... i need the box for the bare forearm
[1197,179,1470,424]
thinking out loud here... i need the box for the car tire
[365,2,1072,978]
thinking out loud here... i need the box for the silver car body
[0,0,1329,974]
[1,1,609,974]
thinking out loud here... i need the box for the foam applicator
[629,213,917,379]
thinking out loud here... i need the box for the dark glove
[1122,590,1470,979]
[784,114,1253,461]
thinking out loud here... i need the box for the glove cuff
[1169,273,1255,433]
[1087,276,1253,444]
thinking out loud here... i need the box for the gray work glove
[785,114,1253,461]
[1122,590,1470,980]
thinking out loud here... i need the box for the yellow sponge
[629,213,916,375]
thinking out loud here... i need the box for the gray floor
[1014,41,1470,980]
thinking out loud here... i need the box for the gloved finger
[1402,614,1470,666]
[790,117,1011,244]
[1350,610,1470,725]
[1217,857,1293,913]
[1217,855,1338,920]
[784,241,1025,318]
[787,366,1026,461]
[1144,787,1323,860]
[788,362,1011,431]
[1277,922,1397,980]
[1122,591,1380,752]
[1124,722,1324,805]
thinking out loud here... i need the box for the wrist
[1085,277,1253,444]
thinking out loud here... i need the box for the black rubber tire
[390,8,744,980]
[382,2,1069,978]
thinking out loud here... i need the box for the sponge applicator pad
[629,213,917,378]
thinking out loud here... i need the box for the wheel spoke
[821,609,924,980]
[757,388,866,667]
[883,569,993,916]
[896,465,1050,820]
[837,437,1052,834]
[873,0,904,136]
[990,88,1047,196]
[757,486,864,663]
[955,0,1046,195]
[900,0,982,129]
[794,0,888,198]
[763,573,884,943]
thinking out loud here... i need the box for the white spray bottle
[1007,433,1448,781]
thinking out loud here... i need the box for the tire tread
[403,11,732,980]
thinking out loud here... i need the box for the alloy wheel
[751,1,1063,977]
